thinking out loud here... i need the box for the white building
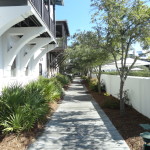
[0,0,68,91]
[129,49,150,59]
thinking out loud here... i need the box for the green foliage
[0,83,49,134]
[36,76,63,102]
[102,71,150,77]
[129,71,150,77]
[24,81,43,96]
[66,30,111,75]
[1,105,35,133]
[81,76,87,80]
[48,77,64,101]
[66,74,74,81]
[81,76,90,83]
[56,73,70,86]
[89,78,98,92]
[0,74,68,134]
[91,0,150,114]
[102,96,120,109]
[0,84,25,110]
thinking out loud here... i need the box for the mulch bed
[84,81,150,150]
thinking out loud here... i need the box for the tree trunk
[89,68,92,79]
[88,68,92,79]
[120,78,125,116]
[98,77,101,94]
[84,68,88,76]
[97,65,101,94]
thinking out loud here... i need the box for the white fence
[92,74,150,119]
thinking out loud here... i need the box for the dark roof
[56,20,70,36]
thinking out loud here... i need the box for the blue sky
[56,0,93,36]
[56,0,150,50]
[56,0,149,37]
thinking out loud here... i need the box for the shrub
[66,74,73,81]
[24,83,49,120]
[81,76,90,83]
[56,74,70,86]
[81,76,88,80]
[89,78,98,92]
[102,70,150,77]
[48,77,63,101]
[0,75,66,134]
[24,81,43,96]
[102,96,120,109]
[128,71,150,77]
[0,84,25,117]
[1,105,36,133]
[101,80,106,92]
[37,76,63,102]
[0,83,49,134]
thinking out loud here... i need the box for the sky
[56,0,150,50]
[56,0,93,37]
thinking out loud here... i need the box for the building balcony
[0,0,65,79]
[47,20,69,76]
[53,20,70,52]
[29,0,55,37]
[0,0,63,38]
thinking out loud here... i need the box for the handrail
[50,18,55,36]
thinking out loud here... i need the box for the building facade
[47,20,70,77]
[0,0,68,91]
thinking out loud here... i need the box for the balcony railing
[50,18,55,36]
[30,0,42,17]
[29,0,55,37]
[0,0,55,36]
[43,4,50,27]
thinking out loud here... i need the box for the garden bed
[0,74,71,150]
[84,82,150,150]
[0,101,59,150]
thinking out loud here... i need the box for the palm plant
[0,75,67,134]
[0,83,49,134]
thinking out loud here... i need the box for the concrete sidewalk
[28,77,130,150]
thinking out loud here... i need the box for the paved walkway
[28,77,130,150]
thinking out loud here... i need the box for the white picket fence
[92,74,150,119]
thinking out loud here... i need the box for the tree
[91,0,150,115]
[66,30,111,93]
